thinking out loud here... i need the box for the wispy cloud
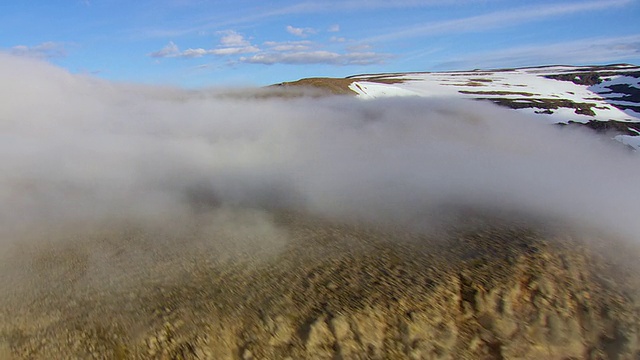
[133,0,480,40]
[346,43,373,52]
[286,25,317,37]
[264,41,313,52]
[148,31,259,58]
[366,0,633,42]
[434,34,640,70]
[240,50,389,65]
[10,42,67,59]
[149,29,388,66]
[149,43,259,58]
[328,24,341,33]
[149,41,180,58]
[249,0,487,18]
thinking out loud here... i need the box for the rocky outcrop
[1,212,639,359]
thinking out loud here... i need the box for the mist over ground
[0,53,638,255]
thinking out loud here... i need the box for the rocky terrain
[1,210,639,359]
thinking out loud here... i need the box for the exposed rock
[0,211,638,359]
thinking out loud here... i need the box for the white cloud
[264,41,313,52]
[330,36,347,43]
[148,33,387,66]
[365,0,633,42]
[218,30,251,47]
[328,24,340,32]
[149,41,180,58]
[180,48,209,58]
[346,43,372,51]
[240,50,388,65]
[148,35,259,59]
[10,42,67,59]
[286,25,316,37]
[209,46,260,55]
[242,51,336,65]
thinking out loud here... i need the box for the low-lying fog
[1,53,638,255]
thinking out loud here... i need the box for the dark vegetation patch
[545,69,640,86]
[571,64,640,72]
[470,78,493,83]
[479,98,598,116]
[350,75,410,84]
[546,72,603,86]
[601,84,640,102]
[595,84,640,114]
[463,82,487,87]
[442,82,490,87]
[562,120,640,136]
[459,90,536,97]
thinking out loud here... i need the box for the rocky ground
[0,210,639,359]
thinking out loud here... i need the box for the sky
[1,0,639,87]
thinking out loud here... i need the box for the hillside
[279,64,640,150]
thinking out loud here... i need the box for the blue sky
[1,0,639,87]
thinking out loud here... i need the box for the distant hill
[277,64,640,150]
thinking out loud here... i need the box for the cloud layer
[286,25,317,37]
[435,35,640,70]
[10,42,67,59]
[149,31,260,58]
[148,28,387,66]
[1,54,639,250]
[240,50,387,65]
[364,0,633,43]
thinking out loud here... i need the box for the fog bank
[1,54,639,250]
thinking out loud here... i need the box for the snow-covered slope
[344,64,640,149]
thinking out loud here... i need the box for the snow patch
[349,66,640,125]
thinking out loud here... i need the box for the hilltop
[278,64,640,149]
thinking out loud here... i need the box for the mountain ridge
[277,64,640,149]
